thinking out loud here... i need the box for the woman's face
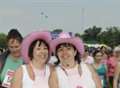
[57,44,77,63]
[8,39,21,57]
[113,51,120,58]
[95,52,103,62]
[33,41,49,63]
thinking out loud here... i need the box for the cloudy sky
[0,0,120,36]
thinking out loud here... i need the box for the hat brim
[21,31,52,63]
[51,37,84,56]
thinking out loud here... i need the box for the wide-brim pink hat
[51,32,84,56]
[21,31,52,63]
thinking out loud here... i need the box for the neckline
[8,55,21,62]
[29,62,46,80]
[60,64,82,77]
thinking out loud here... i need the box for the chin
[13,54,21,57]
[38,59,47,63]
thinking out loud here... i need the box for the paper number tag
[2,69,15,88]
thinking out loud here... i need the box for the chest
[56,65,95,88]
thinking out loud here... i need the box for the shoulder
[115,62,120,70]
[85,64,96,74]
[11,65,24,88]
[11,65,23,83]
[48,64,56,72]
[14,65,23,76]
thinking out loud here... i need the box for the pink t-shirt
[107,56,117,77]
[83,56,94,64]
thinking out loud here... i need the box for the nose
[61,47,68,54]
[39,48,48,54]
[11,47,18,52]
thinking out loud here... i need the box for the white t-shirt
[56,62,96,88]
[22,65,50,88]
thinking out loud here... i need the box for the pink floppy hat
[51,32,84,56]
[21,31,52,63]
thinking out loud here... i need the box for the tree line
[0,26,120,48]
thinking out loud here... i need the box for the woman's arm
[11,66,23,88]
[87,64,102,88]
[113,63,120,88]
[49,66,59,88]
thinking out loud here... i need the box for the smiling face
[56,43,77,64]
[29,40,49,64]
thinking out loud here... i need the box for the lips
[61,54,70,59]
[37,54,48,59]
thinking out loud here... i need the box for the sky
[0,0,120,36]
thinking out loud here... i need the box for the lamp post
[40,11,48,27]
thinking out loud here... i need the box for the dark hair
[7,29,23,43]
[28,39,49,61]
[100,46,107,51]
[92,49,103,57]
[54,43,81,65]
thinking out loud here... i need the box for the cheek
[57,53,63,59]
[16,47,21,51]
[45,50,49,54]
[10,48,20,52]
[45,51,49,57]
[34,50,39,55]
[33,49,37,56]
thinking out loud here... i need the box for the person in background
[100,46,108,65]
[0,29,23,88]
[113,45,120,88]
[82,48,94,64]
[49,32,102,88]
[107,48,117,88]
[11,31,53,88]
[93,50,108,88]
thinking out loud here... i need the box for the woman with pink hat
[49,32,102,88]
[11,31,53,88]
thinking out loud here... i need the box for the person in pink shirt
[107,50,117,88]
[82,48,94,64]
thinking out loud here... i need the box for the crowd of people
[0,28,120,88]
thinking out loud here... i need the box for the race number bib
[2,69,15,88]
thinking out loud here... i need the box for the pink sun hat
[21,31,52,63]
[51,32,85,56]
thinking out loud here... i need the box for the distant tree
[98,26,120,48]
[81,26,102,43]
[0,33,7,48]
[75,33,81,38]
[52,29,63,33]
